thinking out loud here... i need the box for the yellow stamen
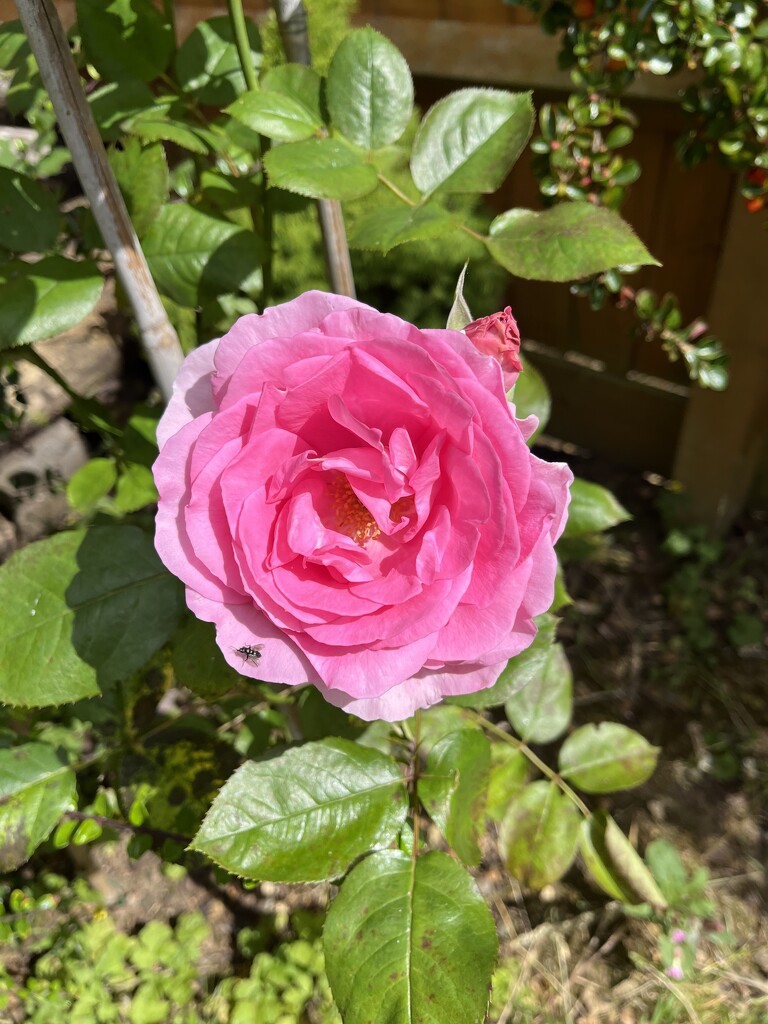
[331,476,381,546]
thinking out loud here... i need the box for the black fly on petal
[236,644,263,663]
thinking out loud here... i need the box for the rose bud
[464,306,523,390]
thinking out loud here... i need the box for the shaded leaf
[76,0,173,83]
[128,111,211,155]
[142,203,263,307]
[264,138,378,200]
[88,80,156,141]
[487,204,660,282]
[0,167,60,253]
[411,89,533,197]
[349,203,457,253]
[0,526,184,707]
[326,28,413,149]
[510,357,551,441]
[559,723,659,793]
[419,728,491,866]
[0,257,103,350]
[563,477,630,537]
[171,616,241,702]
[175,16,262,106]
[325,850,497,1024]
[191,739,407,881]
[0,744,76,871]
[500,781,580,888]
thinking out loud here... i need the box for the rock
[0,418,88,544]
[1,278,121,436]
[0,514,16,562]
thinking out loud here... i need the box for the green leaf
[0,744,76,870]
[446,261,473,331]
[411,89,533,197]
[76,0,173,83]
[227,91,323,143]
[297,687,365,741]
[559,723,659,794]
[580,812,667,907]
[88,81,156,141]
[171,615,241,701]
[449,615,558,709]
[504,643,572,743]
[563,477,631,537]
[0,20,28,71]
[326,27,413,150]
[415,704,481,752]
[324,850,497,1024]
[263,62,323,115]
[348,203,457,253]
[509,357,550,441]
[175,16,262,106]
[0,257,103,350]
[127,111,211,155]
[0,168,61,253]
[486,745,528,822]
[488,204,659,282]
[191,738,407,881]
[0,527,183,707]
[500,781,580,888]
[264,138,378,200]
[142,203,263,307]
[644,838,689,903]
[110,139,168,239]
[66,458,117,514]
[419,728,491,866]
[113,463,158,512]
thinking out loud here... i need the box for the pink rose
[153,292,571,721]
[464,306,523,389]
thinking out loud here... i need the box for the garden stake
[270,0,357,299]
[15,0,185,403]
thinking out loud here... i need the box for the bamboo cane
[15,0,185,402]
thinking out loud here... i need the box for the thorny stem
[466,709,592,818]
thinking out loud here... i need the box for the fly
[236,644,264,663]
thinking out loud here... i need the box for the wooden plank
[359,17,697,101]
[673,195,768,528]
[524,342,687,474]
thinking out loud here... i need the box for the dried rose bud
[464,306,523,389]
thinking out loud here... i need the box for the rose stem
[465,709,592,818]
[227,0,274,307]
[270,0,357,298]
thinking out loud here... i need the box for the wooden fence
[2,0,767,526]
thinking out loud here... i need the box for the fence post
[15,0,185,402]
[672,192,768,529]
